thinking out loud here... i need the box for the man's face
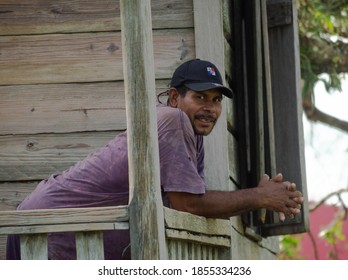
[169,88,223,135]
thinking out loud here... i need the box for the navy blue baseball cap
[170,59,233,98]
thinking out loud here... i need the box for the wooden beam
[120,0,166,260]
[0,222,129,235]
[164,207,231,237]
[0,206,129,228]
[261,0,276,179]
[165,229,230,248]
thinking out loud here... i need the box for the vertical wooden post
[120,0,167,259]
[261,0,276,178]
[20,234,48,260]
[76,231,104,260]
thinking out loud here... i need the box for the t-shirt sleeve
[157,108,207,194]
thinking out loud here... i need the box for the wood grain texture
[164,207,231,237]
[20,233,48,260]
[193,0,231,191]
[0,0,193,35]
[120,0,166,260]
[0,29,195,85]
[0,222,129,235]
[0,81,170,135]
[166,229,230,248]
[0,132,120,181]
[76,231,104,260]
[0,205,129,228]
[0,182,37,209]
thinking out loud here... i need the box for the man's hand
[258,173,304,222]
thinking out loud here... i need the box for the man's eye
[197,95,205,100]
[214,98,222,103]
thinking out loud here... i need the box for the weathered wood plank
[20,233,48,260]
[0,0,193,36]
[0,83,126,134]
[0,32,123,85]
[0,205,128,227]
[0,235,7,260]
[193,0,230,192]
[76,231,104,260]
[227,132,240,189]
[120,0,166,260]
[0,182,37,209]
[164,207,231,237]
[0,29,195,85]
[265,0,309,235]
[0,132,120,181]
[0,222,129,235]
[0,81,169,135]
[166,238,228,260]
[165,229,231,248]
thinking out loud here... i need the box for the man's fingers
[293,196,304,204]
[279,207,300,222]
[290,207,301,214]
[287,182,297,191]
[272,173,283,182]
[279,212,286,222]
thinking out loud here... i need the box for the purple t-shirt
[15,104,206,259]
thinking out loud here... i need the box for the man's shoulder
[156,103,194,136]
[156,103,180,114]
[156,103,184,124]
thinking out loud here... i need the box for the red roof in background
[299,203,348,259]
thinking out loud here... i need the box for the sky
[303,76,348,204]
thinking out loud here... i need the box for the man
[6,59,303,260]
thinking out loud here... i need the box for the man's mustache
[195,113,217,123]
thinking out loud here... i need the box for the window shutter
[230,0,309,237]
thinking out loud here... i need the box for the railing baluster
[20,233,48,260]
[76,231,104,260]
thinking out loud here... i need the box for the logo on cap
[207,67,216,76]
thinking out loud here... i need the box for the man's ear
[167,88,180,108]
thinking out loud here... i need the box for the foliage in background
[276,0,348,260]
[298,0,348,132]
[279,190,348,259]
[278,235,304,260]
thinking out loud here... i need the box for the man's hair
[157,85,190,105]
[176,85,189,97]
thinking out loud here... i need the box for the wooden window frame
[230,0,309,237]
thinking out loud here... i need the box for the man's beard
[192,113,217,136]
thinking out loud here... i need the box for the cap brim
[185,82,233,98]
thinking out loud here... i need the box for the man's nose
[203,100,216,112]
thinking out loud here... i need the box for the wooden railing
[0,206,231,260]
[0,206,129,260]
[164,208,231,260]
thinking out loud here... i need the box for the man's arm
[167,174,303,220]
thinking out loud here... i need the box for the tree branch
[309,188,348,212]
[303,99,348,133]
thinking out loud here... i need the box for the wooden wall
[0,0,275,260]
[0,0,196,259]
